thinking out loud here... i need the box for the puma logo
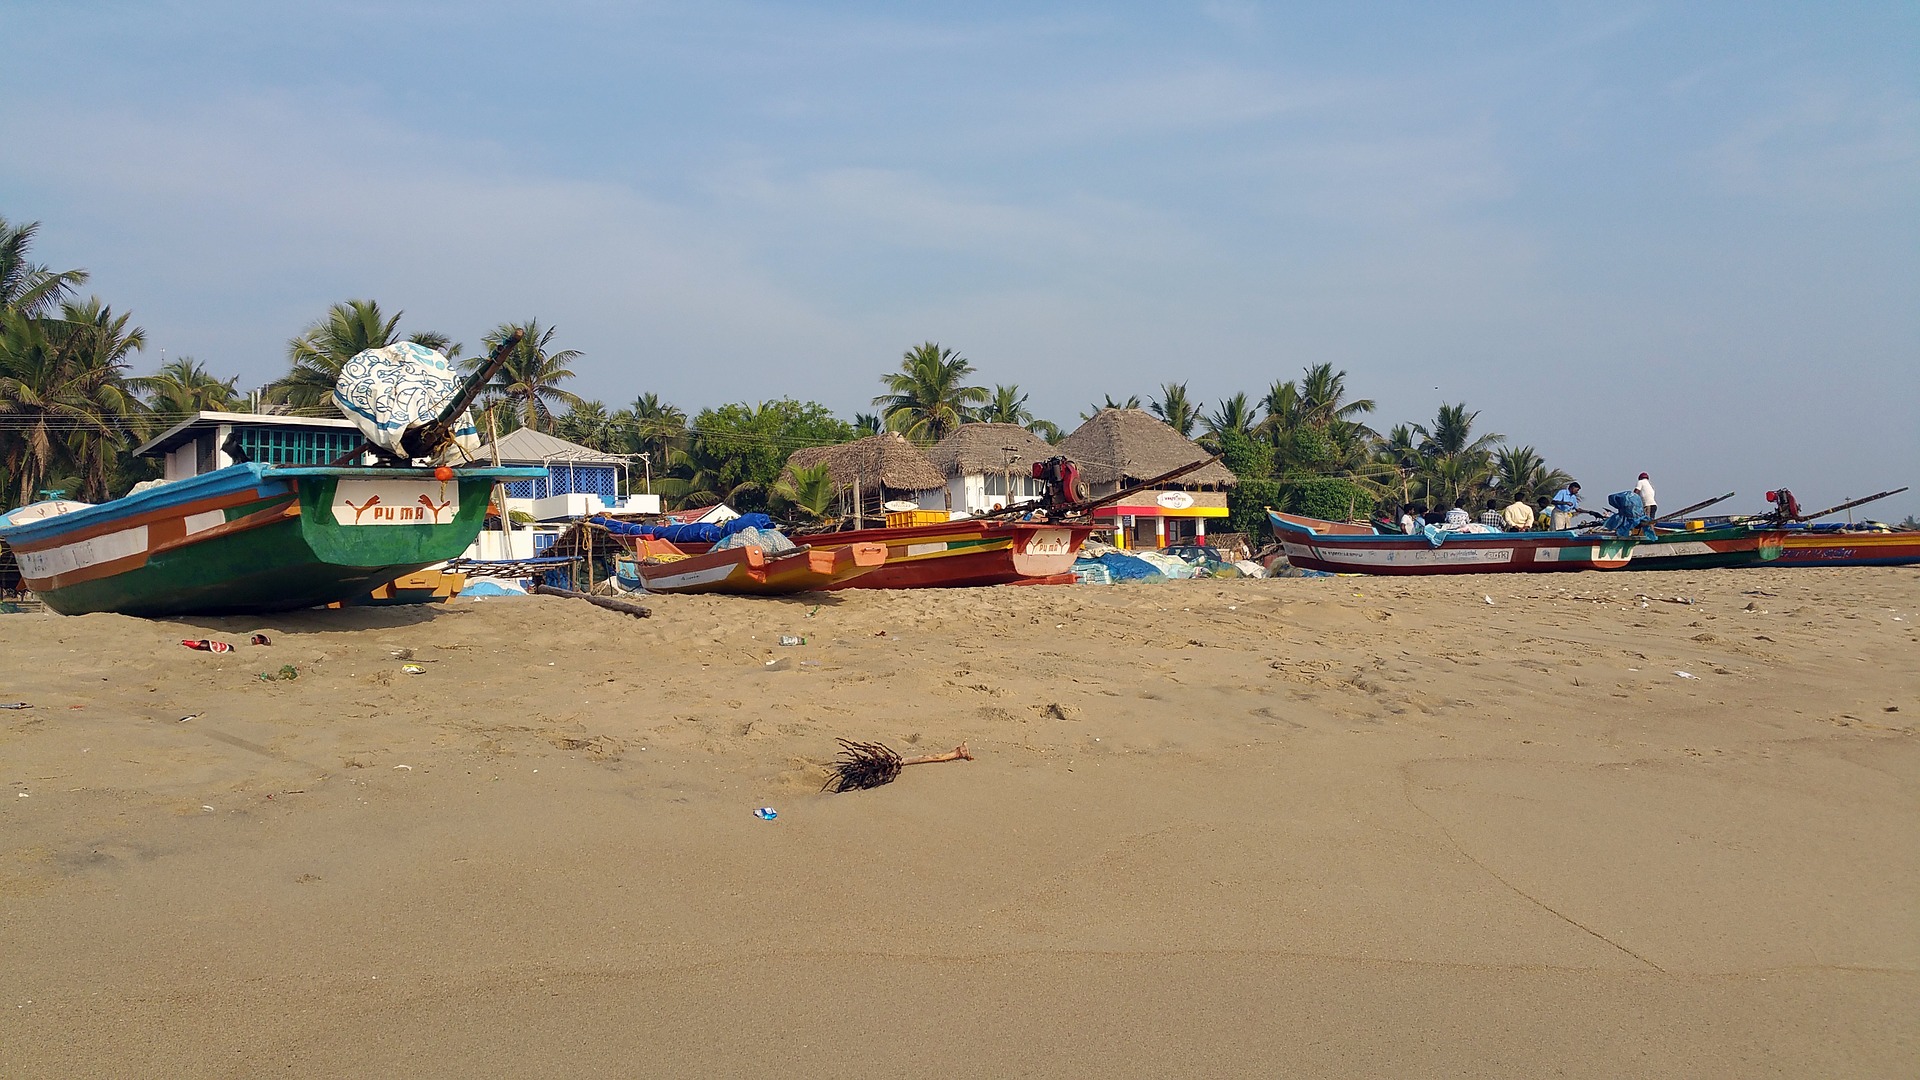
[417,494,452,523]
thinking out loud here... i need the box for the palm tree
[1028,418,1064,444]
[406,330,462,360]
[873,342,988,442]
[0,216,89,319]
[555,400,614,450]
[617,392,687,461]
[1148,382,1200,437]
[0,300,144,505]
[270,299,457,414]
[272,300,404,414]
[130,357,240,419]
[1416,403,1502,459]
[1413,403,1504,508]
[852,412,884,436]
[1079,393,1142,420]
[1370,423,1424,505]
[1257,379,1303,444]
[772,461,837,523]
[1296,363,1376,428]
[1492,445,1571,505]
[471,320,585,433]
[49,299,145,501]
[1200,392,1258,450]
[978,384,1034,426]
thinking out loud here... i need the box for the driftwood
[530,582,651,618]
[823,739,973,792]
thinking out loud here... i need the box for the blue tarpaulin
[1077,552,1165,582]
[594,513,775,544]
[1602,491,1655,538]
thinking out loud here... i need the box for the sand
[2,567,1916,1077]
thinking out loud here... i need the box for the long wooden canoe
[816,518,1097,589]
[1268,510,1638,575]
[615,537,887,594]
[1771,526,1920,567]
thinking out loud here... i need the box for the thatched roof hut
[1058,408,1236,488]
[787,432,946,493]
[925,423,1055,478]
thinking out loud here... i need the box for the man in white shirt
[1634,472,1657,519]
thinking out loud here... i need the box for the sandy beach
[2,567,1915,1077]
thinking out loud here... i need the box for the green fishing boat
[0,464,541,616]
[0,328,553,617]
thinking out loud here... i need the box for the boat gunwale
[0,462,544,545]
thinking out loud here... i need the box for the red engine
[1031,456,1082,514]
[1764,488,1802,520]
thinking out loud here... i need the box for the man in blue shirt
[1550,482,1582,530]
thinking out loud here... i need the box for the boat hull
[619,542,887,595]
[0,464,541,616]
[1268,510,1637,575]
[817,519,1097,589]
[1771,530,1920,567]
[1631,526,1787,571]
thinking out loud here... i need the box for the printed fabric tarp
[594,513,776,545]
[332,341,481,460]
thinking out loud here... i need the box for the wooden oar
[1654,491,1736,523]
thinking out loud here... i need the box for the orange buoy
[433,465,454,482]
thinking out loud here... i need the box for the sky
[3,1,1916,519]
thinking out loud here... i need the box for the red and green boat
[1630,523,1789,571]
[818,518,1097,589]
[1772,524,1920,567]
[0,462,541,616]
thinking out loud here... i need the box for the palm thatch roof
[1058,408,1236,487]
[787,432,946,492]
[926,423,1055,477]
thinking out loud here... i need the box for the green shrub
[1287,478,1375,523]
[1215,428,1273,480]
[1227,478,1282,538]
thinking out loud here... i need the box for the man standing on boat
[1634,472,1657,520]
[1550,481,1583,530]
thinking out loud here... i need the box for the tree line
[3,213,1574,535]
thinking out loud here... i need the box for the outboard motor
[1764,488,1802,521]
[1030,456,1083,515]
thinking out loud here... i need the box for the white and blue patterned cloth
[332,341,481,461]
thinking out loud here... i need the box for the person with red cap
[1634,472,1657,519]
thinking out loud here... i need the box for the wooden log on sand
[530,583,652,618]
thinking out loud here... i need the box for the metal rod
[1794,486,1908,523]
[1654,491,1736,523]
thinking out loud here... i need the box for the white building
[919,423,1056,516]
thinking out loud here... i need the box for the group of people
[1379,473,1657,536]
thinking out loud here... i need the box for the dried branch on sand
[822,739,973,792]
